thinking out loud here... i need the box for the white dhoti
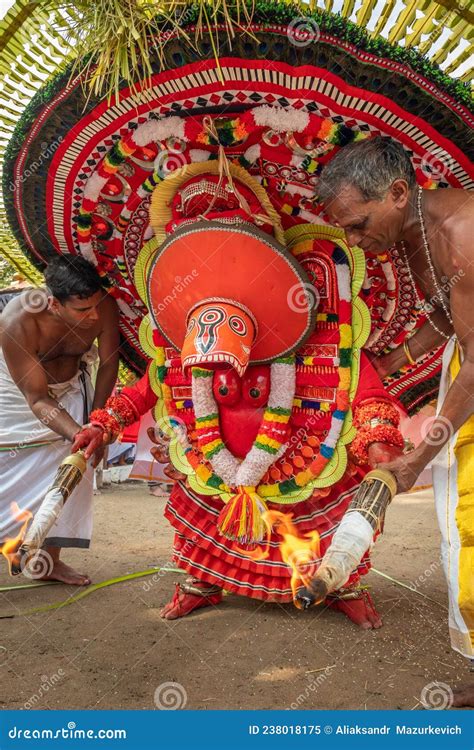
[432,336,474,659]
[0,348,96,548]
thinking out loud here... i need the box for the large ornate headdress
[136,157,316,377]
[1,0,473,411]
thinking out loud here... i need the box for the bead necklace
[399,188,452,341]
[400,240,451,340]
[417,186,453,327]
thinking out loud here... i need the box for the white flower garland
[192,360,296,488]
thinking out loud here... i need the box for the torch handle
[345,469,397,532]
[293,469,397,605]
[9,451,88,575]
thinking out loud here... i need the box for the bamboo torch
[9,451,87,576]
[294,469,397,609]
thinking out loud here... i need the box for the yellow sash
[450,345,474,649]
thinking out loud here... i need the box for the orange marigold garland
[350,400,403,465]
[90,396,138,438]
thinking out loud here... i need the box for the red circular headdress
[147,219,316,366]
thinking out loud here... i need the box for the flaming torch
[241,510,321,602]
[0,503,33,574]
[294,469,397,609]
[8,451,87,576]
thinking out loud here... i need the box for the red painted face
[213,369,241,407]
[213,365,271,458]
[213,366,270,408]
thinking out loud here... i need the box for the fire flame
[0,502,32,574]
[239,510,320,603]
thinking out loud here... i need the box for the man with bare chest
[318,135,474,707]
[0,256,119,585]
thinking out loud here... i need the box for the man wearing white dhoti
[0,256,119,585]
[319,137,474,706]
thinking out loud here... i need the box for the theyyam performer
[2,0,472,645]
[74,156,405,628]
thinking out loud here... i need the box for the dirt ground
[0,482,469,711]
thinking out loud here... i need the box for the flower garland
[158,240,356,502]
[184,356,295,545]
[350,400,404,465]
[89,395,139,437]
[191,356,295,488]
[257,242,354,499]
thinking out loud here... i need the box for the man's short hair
[318,136,416,203]
[44,255,109,303]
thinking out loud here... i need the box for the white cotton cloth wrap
[20,489,65,551]
[0,346,97,548]
[314,511,374,593]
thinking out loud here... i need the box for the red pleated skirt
[164,470,371,603]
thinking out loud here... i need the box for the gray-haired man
[318,136,474,707]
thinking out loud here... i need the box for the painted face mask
[181,299,257,377]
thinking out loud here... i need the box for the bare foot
[160,581,222,620]
[149,485,167,497]
[41,560,91,586]
[327,590,383,629]
[452,684,474,708]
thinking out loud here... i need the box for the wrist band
[354,401,400,429]
[403,338,416,366]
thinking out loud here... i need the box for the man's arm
[414,262,474,458]
[72,368,158,458]
[370,307,452,379]
[91,295,120,411]
[376,226,474,492]
[2,320,81,442]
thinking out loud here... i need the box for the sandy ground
[0,482,469,711]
